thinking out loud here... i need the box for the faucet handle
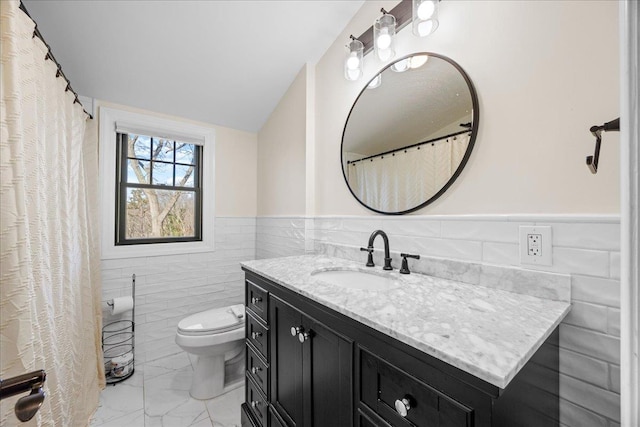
[360,247,375,267]
[399,253,420,274]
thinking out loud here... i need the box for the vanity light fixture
[374,9,396,62]
[344,36,364,81]
[343,0,441,82]
[412,0,439,37]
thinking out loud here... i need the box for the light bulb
[344,38,363,81]
[409,55,429,69]
[367,75,381,89]
[377,29,392,50]
[417,0,436,20]
[346,68,361,81]
[346,53,360,70]
[417,19,435,36]
[412,0,439,37]
[378,48,393,62]
[391,58,410,72]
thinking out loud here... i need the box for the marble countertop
[241,255,571,389]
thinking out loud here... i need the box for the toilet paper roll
[109,296,134,315]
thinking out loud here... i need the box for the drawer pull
[251,366,261,374]
[298,331,313,343]
[251,296,262,304]
[394,397,412,418]
[251,400,261,408]
[251,331,262,339]
[290,326,304,336]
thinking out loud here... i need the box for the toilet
[175,304,245,400]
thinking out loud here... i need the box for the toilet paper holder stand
[102,274,136,385]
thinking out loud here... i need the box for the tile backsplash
[256,214,621,427]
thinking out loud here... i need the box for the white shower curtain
[0,1,104,426]
[348,134,470,211]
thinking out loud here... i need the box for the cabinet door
[270,296,304,427]
[302,317,353,427]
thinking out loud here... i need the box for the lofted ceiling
[22,0,364,133]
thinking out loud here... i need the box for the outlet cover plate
[519,226,552,266]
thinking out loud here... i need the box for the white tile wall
[255,217,306,259]
[101,217,256,364]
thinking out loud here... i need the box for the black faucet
[360,230,393,270]
[399,253,420,274]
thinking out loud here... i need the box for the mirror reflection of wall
[341,53,479,214]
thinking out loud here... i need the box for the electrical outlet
[520,226,552,266]
[527,233,542,256]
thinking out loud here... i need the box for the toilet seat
[177,304,244,336]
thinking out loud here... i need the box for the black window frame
[115,132,203,245]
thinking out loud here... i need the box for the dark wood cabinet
[242,269,560,427]
[270,294,353,427]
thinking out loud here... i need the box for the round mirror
[341,53,479,214]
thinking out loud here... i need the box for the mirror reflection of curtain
[348,134,470,212]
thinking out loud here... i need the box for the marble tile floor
[91,352,243,427]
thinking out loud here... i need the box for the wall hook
[586,117,619,174]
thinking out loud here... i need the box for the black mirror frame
[340,52,480,215]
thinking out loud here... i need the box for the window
[99,107,215,259]
[116,133,202,244]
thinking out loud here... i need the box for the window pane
[129,134,151,159]
[127,159,149,184]
[125,188,196,239]
[175,143,195,165]
[175,164,195,187]
[152,138,174,162]
[152,161,173,186]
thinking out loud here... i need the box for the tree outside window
[116,133,202,244]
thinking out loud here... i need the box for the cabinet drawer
[246,280,268,321]
[246,376,268,426]
[247,312,269,358]
[360,350,472,427]
[247,344,268,394]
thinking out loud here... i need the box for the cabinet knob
[251,400,261,408]
[251,366,261,374]
[251,296,262,304]
[251,331,262,339]
[290,326,303,336]
[394,397,412,418]
[298,331,313,343]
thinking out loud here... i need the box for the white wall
[95,100,258,363]
[257,65,307,216]
[314,0,620,215]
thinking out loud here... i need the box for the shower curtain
[0,1,104,425]
[348,134,470,212]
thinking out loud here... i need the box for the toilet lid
[178,304,244,335]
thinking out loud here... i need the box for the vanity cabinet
[241,270,560,427]
[270,295,353,427]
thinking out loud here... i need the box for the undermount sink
[311,269,399,291]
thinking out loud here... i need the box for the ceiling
[22,0,364,133]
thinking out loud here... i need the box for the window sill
[101,240,215,260]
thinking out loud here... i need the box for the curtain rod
[18,1,93,119]
[347,128,472,165]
